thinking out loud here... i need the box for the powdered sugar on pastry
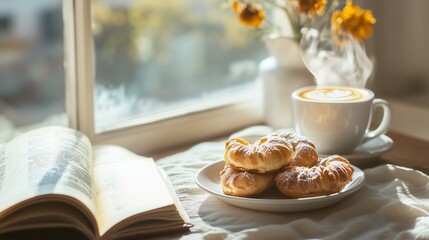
[224,135,294,173]
[220,164,275,197]
[275,155,354,198]
[272,132,319,167]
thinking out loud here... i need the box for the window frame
[64,0,264,155]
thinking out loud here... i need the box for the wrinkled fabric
[155,127,429,240]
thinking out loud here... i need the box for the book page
[0,127,96,217]
[92,145,175,237]
[0,200,96,239]
[0,144,6,194]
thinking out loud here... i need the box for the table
[2,128,429,240]
[382,132,429,173]
[152,129,429,240]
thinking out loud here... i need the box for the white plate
[320,135,394,163]
[195,160,365,213]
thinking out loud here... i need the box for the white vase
[259,36,315,129]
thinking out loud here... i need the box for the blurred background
[0,0,65,142]
[90,0,267,127]
[369,0,429,105]
[361,0,429,140]
[0,0,267,142]
[0,0,428,143]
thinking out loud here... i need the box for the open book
[0,126,191,239]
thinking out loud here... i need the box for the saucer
[319,134,394,163]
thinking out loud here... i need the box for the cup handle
[362,98,391,143]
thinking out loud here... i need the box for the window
[68,0,268,154]
[91,1,267,129]
[0,1,66,143]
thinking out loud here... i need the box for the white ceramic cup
[292,86,391,155]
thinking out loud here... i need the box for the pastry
[224,132,319,174]
[275,155,354,198]
[272,132,319,167]
[224,135,294,173]
[220,164,275,197]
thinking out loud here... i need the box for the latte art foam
[298,87,369,102]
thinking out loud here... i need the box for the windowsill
[93,97,264,155]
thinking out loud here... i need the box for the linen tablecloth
[155,126,429,240]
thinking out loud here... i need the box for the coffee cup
[292,86,391,155]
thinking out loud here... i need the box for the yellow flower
[297,0,328,17]
[230,0,265,28]
[230,0,242,14]
[331,1,376,43]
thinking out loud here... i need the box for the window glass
[0,0,66,143]
[91,0,268,129]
